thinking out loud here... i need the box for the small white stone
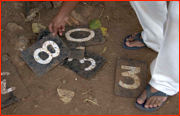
[62,80,67,84]
[34,105,38,108]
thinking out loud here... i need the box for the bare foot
[137,86,168,108]
[125,32,146,47]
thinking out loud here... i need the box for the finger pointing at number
[53,25,58,36]
[48,23,54,33]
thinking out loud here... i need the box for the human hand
[49,14,69,36]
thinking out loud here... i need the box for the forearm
[57,1,79,17]
[49,1,79,35]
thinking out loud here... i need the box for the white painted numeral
[79,58,96,71]
[68,58,96,71]
[33,40,60,64]
[65,28,95,42]
[1,79,16,94]
[1,72,16,94]
[119,65,140,89]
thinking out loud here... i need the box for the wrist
[56,12,69,20]
[55,12,65,20]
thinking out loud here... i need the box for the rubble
[15,35,29,52]
[11,56,25,66]
[6,23,24,32]
[77,4,94,19]
[2,54,9,62]
[25,4,43,21]
[43,1,52,9]
[52,1,62,8]
[99,4,104,8]
[26,8,39,21]
[57,88,75,104]
[71,10,84,23]
[62,80,67,84]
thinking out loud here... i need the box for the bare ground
[1,1,179,115]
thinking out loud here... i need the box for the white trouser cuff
[141,31,160,52]
[149,79,178,96]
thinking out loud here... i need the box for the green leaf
[32,23,46,33]
[100,27,107,36]
[89,19,102,30]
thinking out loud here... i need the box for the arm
[49,1,79,36]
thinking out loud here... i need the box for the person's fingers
[62,16,69,31]
[49,23,54,32]
[61,22,66,32]
[61,25,65,31]
[61,17,68,32]
[52,25,58,36]
[59,29,63,36]
[58,20,67,35]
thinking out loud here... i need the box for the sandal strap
[146,84,169,99]
[134,33,141,40]
[133,33,147,46]
[146,84,152,99]
[151,91,168,97]
[134,38,147,46]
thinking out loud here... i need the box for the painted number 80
[34,28,94,64]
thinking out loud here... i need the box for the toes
[126,32,141,42]
[132,32,138,37]
[157,97,167,107]
[126,40,146,47]
[125,41,136,47]
[137,90,147,104]
[162,97,168,102]
[145,98,151,108]
[149,98,156,108]
[157,99,163,107]
[153,99,159,107]
[137,97,145,104]
[125,41,134,47]
[125,41,130,47]
[126,37,134,42]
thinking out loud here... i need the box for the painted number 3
[119,65,140,89]
[68,58,96,71]
[34,41,60,64]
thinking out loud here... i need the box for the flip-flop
[123,33,147,50]
[135,84,169,112]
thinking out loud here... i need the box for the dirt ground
[1,1,179,115]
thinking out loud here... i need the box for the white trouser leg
[149,1,179,96]
[129,1,167,52]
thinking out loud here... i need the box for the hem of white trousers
[141,31,160,52]
[149,79,178,96]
